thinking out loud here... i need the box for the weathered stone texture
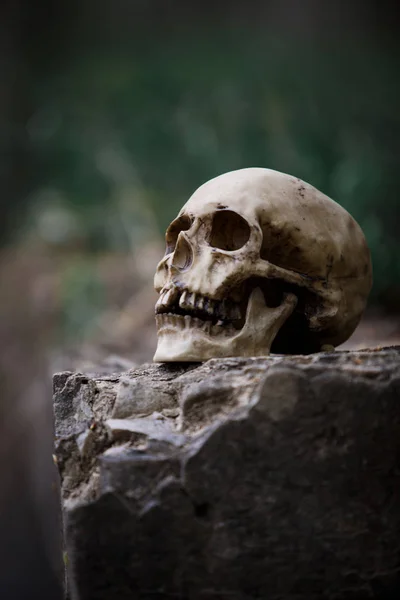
[54,349,400,599]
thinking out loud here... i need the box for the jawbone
[153,288,297,362]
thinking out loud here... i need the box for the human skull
[153,168,372,362]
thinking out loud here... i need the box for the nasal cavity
[171,233,193,271]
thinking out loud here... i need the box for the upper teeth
[179,290,194,311]
[156,287,240,322]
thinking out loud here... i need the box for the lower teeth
[156,313,235,336]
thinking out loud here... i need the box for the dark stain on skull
[326,254,334,279]
[217,203,227,209]
[261,225,313,274]
[298,184,306,199]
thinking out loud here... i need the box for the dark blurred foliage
[2,1,400,348]
[19,3,400,289]
[1,4,64,598]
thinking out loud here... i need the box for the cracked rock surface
[54,348,400,600]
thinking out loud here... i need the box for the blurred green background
[2,0,400,362]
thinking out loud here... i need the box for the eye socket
[165,214,192,255]
[209,210,251,251]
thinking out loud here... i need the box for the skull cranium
[154,168,372,362]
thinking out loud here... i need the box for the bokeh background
[1,1,399,597]
[2,0,400,369]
